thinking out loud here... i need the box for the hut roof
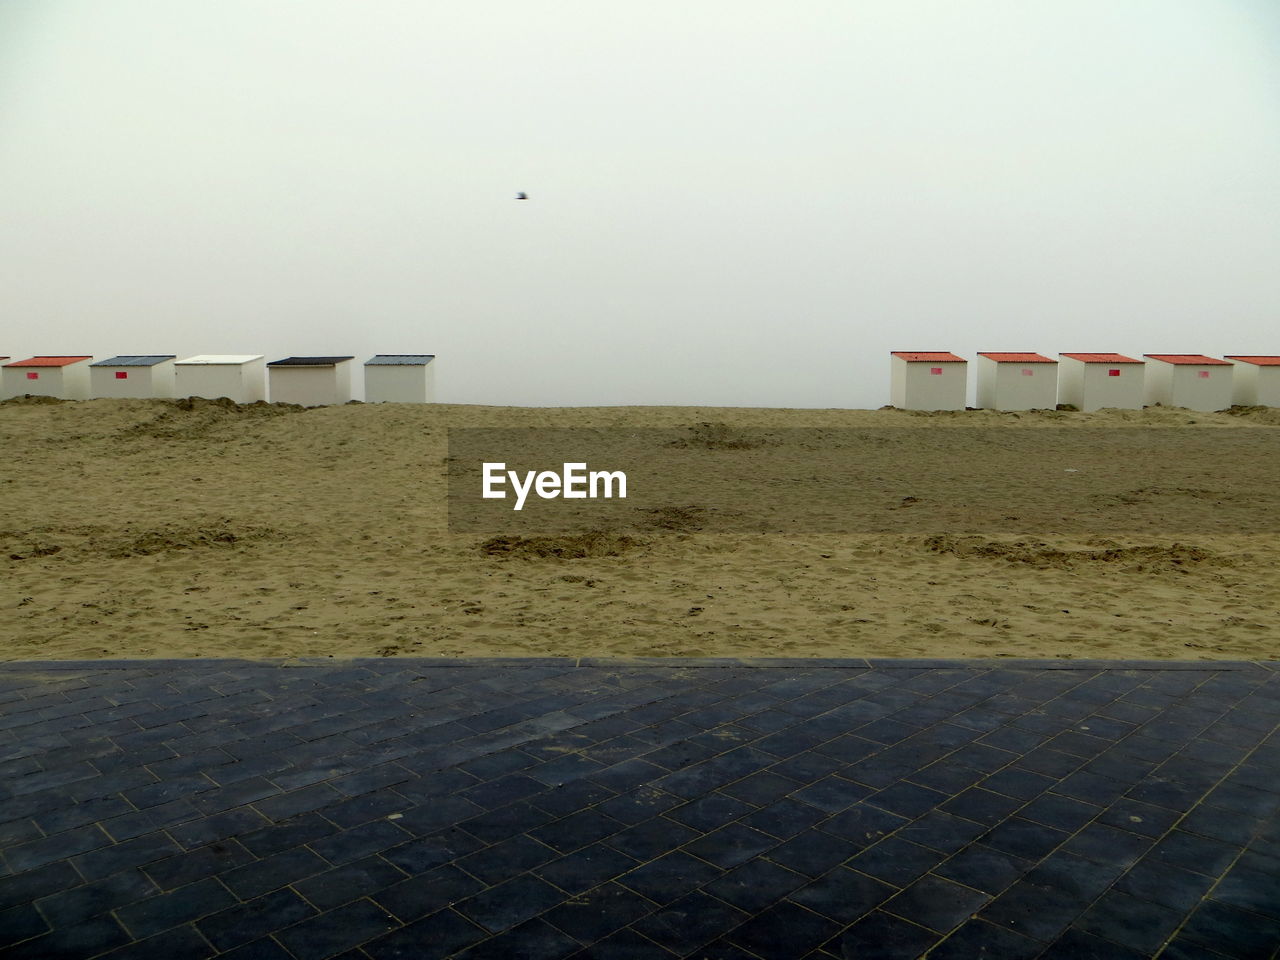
[365,355,436,365]
[890,352,965,363]
[1143,354,1231,365]
[4,356,92,367]
[977,352,1055,363]
[1059,353,1142,364]
[91,356,176,367]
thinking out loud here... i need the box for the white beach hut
[889,352,966,411]
[266,357,355,406]
[363,355,437,403]
[1224,357,1280,407]
[975,353,1058,411]
[174,355,266,403]
[1143,354,1233,412]
[90,356,177,399]
[2,356,93,400]
[1056,353,1145,412]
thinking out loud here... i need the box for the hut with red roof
[976,352,1058,411]
[1056,353,1145,412]
[1225,356,1280,407]
[1,356,93,400]
[1143,355,1233,411]
[889,352,966,410]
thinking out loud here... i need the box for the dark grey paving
[0,658,1277,959]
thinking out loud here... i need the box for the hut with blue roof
[363,354,436,403]
[90,355,177,398]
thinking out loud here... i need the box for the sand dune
[1,397,1277,661]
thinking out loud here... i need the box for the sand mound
[479,531,645,559]
[5,520,283,561]
[118,397,304,440]
[638,506,706,532]
[922,534,1232,571]
[0,394,65,406]
[98,522,284,558]
[667,422,768,450]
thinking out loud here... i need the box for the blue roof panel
[365,354,435,365]
[90,355,177,367]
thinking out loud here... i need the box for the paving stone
[823,909,939,959]
[925,918,1042,959]
[629,890,750,955]
[0,902,48,949]
[35,868,159,927]
[3,823,112,873]
[456,873,564,933]
[883,874,992,934]
[73,830,184,881]
[541,881,656,945]
[0,860,83,910]
[1147,829,1242,877]
[1074,888,1186,955]
[115,876,237,939]
[729,899,841,957]
[932,842,1034,897]
[533,843,638,898]
[381,827,484,875]
[765,828,859,877]
[274,897,400,960]
[603,817,700,862]
[363,907,486,959]
[787,865,894,924]
[196,887,318,952]
[143,838,255,890]
[309,819,412,866]
[847,836,946,888]
[451,916,580,960]
[895,809,987,854]
[980,817,1071,862]
[221,845,331,899]
[615,850,720,904]
[93,924,217,960]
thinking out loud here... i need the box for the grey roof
[90,355,177,367]
[365,354,435,366]
[267,356,355,367]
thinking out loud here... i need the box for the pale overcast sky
[1,1,1277,406]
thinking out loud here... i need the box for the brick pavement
[0,658,1277,959]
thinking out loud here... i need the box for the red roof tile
[1143,354,1231,365]
[1224,356,1280,366]
[891,352,965,363]
[4,356,93,367]
[977,352,1055,363]
[1059,353,1142,364]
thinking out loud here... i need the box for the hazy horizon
[2,1,1277,407]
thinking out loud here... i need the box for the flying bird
[515,192,528,200]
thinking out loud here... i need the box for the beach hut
[1056,353,1145,412]
[267,356,355,406]
[363,354,437,403]
[1224,356,1280,407]
[2,356,93,400]
[975,353,1058,411]
[1143,355,1233,412]
[889,352,966,411]
[173,355,266,403]
[89,356,177,399]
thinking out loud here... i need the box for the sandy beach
[2,397,1278,662]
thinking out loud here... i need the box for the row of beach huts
[2,351,1278,411]
[892,352,1280,412]
[0,355,435,405]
